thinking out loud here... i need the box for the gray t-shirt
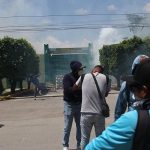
[76,72,108,114]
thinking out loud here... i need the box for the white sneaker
[63,147,69,150]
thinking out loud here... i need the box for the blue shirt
[115,81,136,120]
[85,110,141,150]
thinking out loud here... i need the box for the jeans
[62,101,81,148]
[80,113,105,150]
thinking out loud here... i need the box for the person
[62,60,85,150]
[115,55,149,120]
[73,65,110,150]
[30,74,40,100]
[85,58,150,150]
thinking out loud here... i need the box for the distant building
[43,43,94,89]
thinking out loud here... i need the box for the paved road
[0,90,118,150]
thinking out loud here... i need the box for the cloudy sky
[0,0,150,62]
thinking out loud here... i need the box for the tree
[15,38,39,90]
[0,36,39,93]
[99,36,149,87]
[0,38,4,94]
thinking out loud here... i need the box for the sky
[0,0,150,63]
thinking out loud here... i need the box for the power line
[0,12,149,33]
[0,24,148,33]
[0,12,150,19]
[0,23,131,29]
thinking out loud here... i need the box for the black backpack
[132,110,150,150]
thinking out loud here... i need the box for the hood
[131,55,149,74]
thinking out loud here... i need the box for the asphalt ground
[0,90,118,150]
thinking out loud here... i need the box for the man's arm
[114,81,128,120]
[72,76,82,91]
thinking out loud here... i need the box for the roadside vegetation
[0,36,39,97]
[100,36,150,87]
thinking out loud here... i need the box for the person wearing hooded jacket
[62,60,85,150]
[114,55,149,120]
[85,58,150,150]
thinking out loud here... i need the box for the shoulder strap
[132,110,150,150]
[91,73,106,105]
[105,74,109,85]
[81,74,85,86]
[125,82,130,104]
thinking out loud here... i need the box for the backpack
[132,110,150,150]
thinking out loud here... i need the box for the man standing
[74,65,110,150]
[62,60,85,150]
[114,55,149,120]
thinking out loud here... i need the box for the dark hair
[94,65,104,72]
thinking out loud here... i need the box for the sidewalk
[12,89,64,99]
[13,89,119,99]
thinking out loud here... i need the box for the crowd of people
[62,55,150,150]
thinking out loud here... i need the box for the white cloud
[32,35,92,54]
[80,38,91,47]
[0,0,52,54]
[75,8,88,15]
[107,4,117,11]
[143,3,150,12]
[0,1,91,54]
[46,36,74,48]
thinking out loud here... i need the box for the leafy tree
[0,36,39,93]
[0,38,4,94]
[99,36,149,87]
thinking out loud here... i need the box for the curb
[12,94,63,99]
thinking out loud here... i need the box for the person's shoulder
[63,72,72,79]
[119,81,127,91]
[121,81,126,87]
[123,110,138,118]
[82,73,92,79]
[117,110,138,127]
[85,73,91,77]
[96,73,107,78]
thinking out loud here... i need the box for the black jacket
[63,72,82,104]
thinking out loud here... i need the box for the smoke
[93,28,124,64]
[93,13,150,65]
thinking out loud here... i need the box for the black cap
[70,61,86,72]
[122,59,150,87]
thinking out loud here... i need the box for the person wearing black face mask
[62,61,85,150]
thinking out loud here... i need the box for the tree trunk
[0,79,4,95]
[116,75,121,89]
[19,80,23,91]
[27,77,31,90]
[10,79,16,94]
[27,81,31,90]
